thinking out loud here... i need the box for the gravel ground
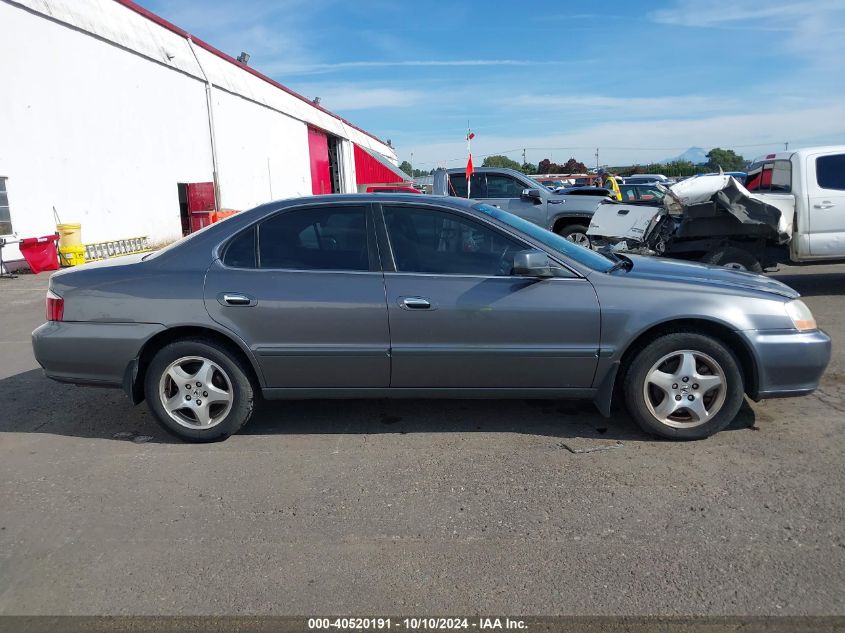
[0,263,843,615]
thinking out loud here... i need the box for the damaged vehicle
[587,146,845,271]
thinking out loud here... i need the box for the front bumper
[32,321,165,387]
[740,328,832,399]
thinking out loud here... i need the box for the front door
[480,173,548,228]
[204,203,390,389]
[377,202,601,389]
[808,151,845,257]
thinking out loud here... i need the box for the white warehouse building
[0,0,405,267]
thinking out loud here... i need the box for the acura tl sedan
[32,195,831,442]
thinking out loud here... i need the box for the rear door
[807,151,845,257]
[480,173,547,228]
[204,202,390,389]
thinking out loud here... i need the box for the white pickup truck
[587,146,845,271]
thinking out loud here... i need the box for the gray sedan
[32,194,831,442]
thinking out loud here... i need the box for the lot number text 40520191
[308,617,528,630]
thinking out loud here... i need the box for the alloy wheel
[643,349,727,428]
[158,356,233,429]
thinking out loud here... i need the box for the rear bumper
[32,321,164,387]
[741,329,832,399]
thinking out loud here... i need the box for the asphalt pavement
[0,263,843,615]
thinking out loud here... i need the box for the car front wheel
[144,338,255,442]
[623,333,745,440]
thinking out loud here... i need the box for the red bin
[19,234,60,273]
[189,211,215,233]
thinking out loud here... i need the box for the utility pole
[522,148,526,167]
[595,148,599,171]
[784,142,789,151]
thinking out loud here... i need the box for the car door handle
[220,293,254,306]
[813,202,835,209]
[401,297,431,310]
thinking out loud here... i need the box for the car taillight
[46,290,64,321]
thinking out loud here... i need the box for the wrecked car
[587,146,845,271]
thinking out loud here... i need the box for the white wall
[0,0,214,259]
[0,0,398,266]
[211,89,312,208]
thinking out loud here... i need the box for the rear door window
[816,154,845,191]
[258,206,369,271]
[223,226,256,268]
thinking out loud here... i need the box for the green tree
[705,148,746,172]
[399,160,413,177]
[482,155,522,170]
[520,162,537,174]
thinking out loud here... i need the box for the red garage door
[308,127,331,195]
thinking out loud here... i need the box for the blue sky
[145,0,845,169]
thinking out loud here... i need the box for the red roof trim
[112,0,388,147]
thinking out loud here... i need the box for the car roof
[259,192,477,211]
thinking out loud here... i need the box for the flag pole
[466,123,475,198]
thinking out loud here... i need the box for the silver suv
[434,167,612,244]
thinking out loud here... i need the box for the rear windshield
[746,160,792,193]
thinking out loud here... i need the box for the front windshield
[474,203,613,272]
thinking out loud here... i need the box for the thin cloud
[500,94,740,116]
[295,84,423,110]
[651,0,845,31]
[404,104,845,169]
[266,59,568,75]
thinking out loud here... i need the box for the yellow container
[59,245,86,267]
[57,223,82,249]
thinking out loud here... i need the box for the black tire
[144,338,255,442]
[702,246,762,273]
[556,223,591,247]
[623,333,744,440]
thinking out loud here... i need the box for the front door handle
[813,202,835,209]
[401,297,431,310]
[219,293,254,306]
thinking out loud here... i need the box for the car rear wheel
[556,223,591,247]
[144,338,255,442]
[623,333,744,440]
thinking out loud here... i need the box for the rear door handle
[401,297,432,310]
[219,293,254,306]
[813,202,835,209]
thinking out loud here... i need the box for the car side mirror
[512,250,560,277]
[520,188,543,202]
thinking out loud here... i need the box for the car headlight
[784,299,817,331]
